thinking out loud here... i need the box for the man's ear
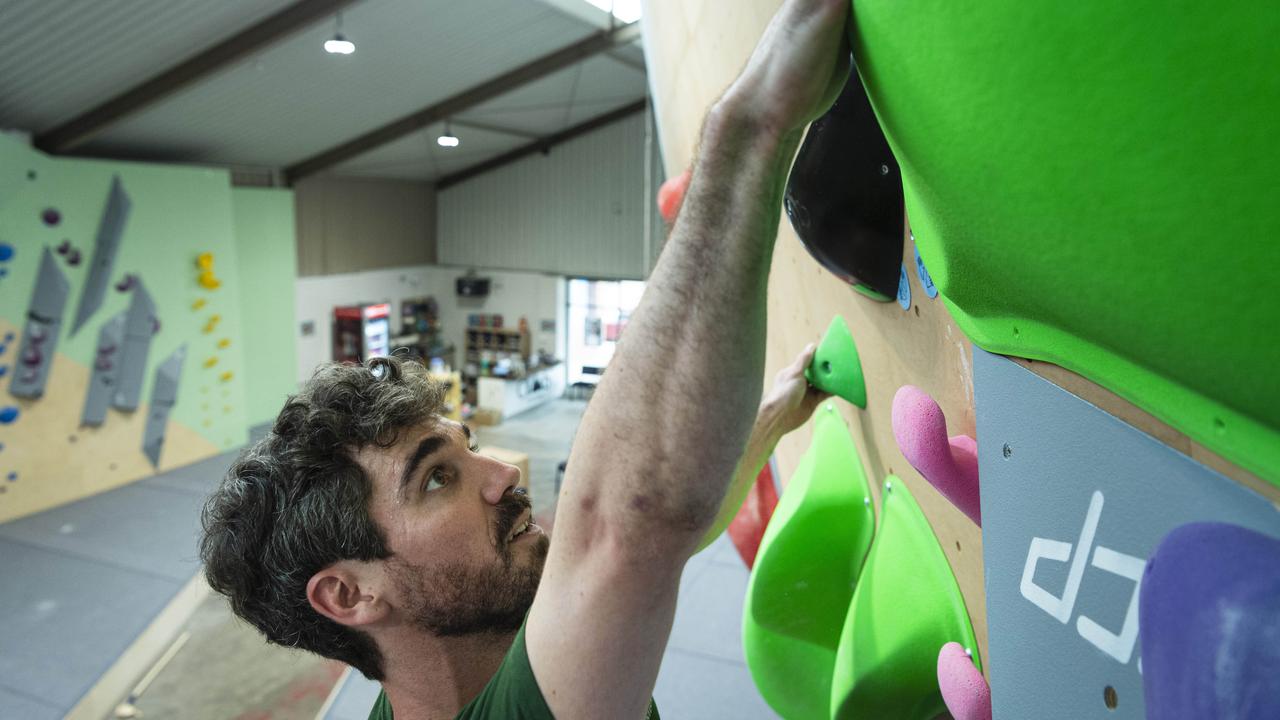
[307,561,389,628]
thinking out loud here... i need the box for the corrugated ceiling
[0,0,647,182]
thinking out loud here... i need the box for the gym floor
[0,399,776,719]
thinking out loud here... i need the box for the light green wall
[231,188,298,428]
[0,135,294,463]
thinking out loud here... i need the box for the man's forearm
[696,401,786,552]
[565,97,802,548]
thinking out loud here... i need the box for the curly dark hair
[200,356,445,680]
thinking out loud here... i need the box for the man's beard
[391,491,550,637]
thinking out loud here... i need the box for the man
[200,0,851,716]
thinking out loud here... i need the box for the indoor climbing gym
[1,0,1276,718]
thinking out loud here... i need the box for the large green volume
[849,0,1280,484]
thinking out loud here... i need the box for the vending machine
[333,303,391,363]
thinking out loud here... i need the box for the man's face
[359,418,550,637]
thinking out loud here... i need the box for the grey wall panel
[437,113,650,279]
[9,247,69,399]
[81,312,125,426]
[71,175,130,334]
[974,349,1280,719]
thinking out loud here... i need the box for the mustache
[493,488,532,549]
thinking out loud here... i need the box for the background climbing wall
[640,0,1280,695]
[0,135,297,523]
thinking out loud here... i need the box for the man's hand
[759,342,831,440]
[723,0,851,139]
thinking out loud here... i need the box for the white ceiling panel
[0,0,298,133]
[78,0,597,166]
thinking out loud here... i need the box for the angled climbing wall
[0,136,297,523]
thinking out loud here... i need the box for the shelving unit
[464,327,530,362]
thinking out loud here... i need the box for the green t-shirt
[367,620,660,719]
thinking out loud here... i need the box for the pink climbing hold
[657,168,692,224]
[891,385,981,525]
[938,642,991,720]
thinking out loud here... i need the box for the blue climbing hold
[0,243,13,261]
[0,406,19,424]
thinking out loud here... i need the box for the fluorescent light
[325,33,355,54]
[437,133,459,148]
[582,0,641,23]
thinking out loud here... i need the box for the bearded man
[200,1,851,716]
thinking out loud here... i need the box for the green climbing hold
[805,316,867,408]
[744,405,876,720]
[831,477,979,720]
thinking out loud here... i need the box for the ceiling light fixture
[324,11,355,55]
[437,121,460,148]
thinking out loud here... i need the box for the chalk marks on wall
[142,345,186,467]
[72,175,131,335]
[10,247,70,398]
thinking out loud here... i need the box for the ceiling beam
[35,0,360,154]
[436,98,646,190]
[284,22,640,184]
[604,50,647,73]
[451,119,541,140]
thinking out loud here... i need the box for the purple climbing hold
[67,249,82,267]
[1141,522,1280,720]
[21,348,42,367]
[115,273,137,292]
[41,208,61,226]
[56,239,71,255]
[0,406,18,424]
[0,243,13,261]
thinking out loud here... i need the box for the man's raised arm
[527,1,851,717]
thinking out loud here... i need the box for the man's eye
[424,467,450,492]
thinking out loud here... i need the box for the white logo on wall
[1020,491,1146,668]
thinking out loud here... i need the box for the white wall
[437,112,662,280]
[295,265,563,385]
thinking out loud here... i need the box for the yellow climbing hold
[220,371,234,382]
[192,298,207,310]
[203,356,218,369]
[198,269,222,290]
[196,252,214,270]
[217,338,231,349]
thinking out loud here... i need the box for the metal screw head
[1002,443,1013,459]
[825,403,834,412]
[880,164,890,175]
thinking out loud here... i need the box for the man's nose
[478,455,522,505]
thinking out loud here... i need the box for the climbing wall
[642,0,988,663]
[0,136,295,523]
[642,1,1280,718]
